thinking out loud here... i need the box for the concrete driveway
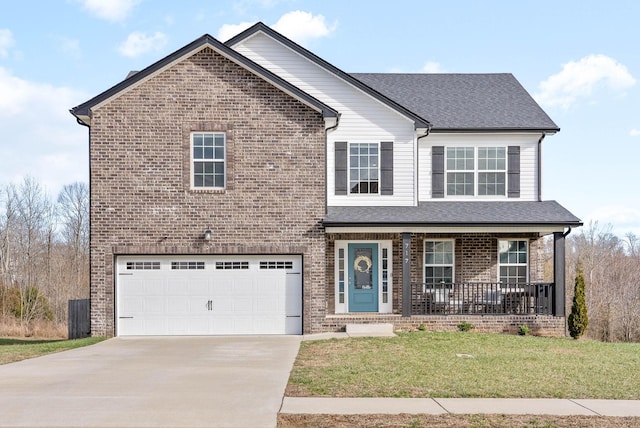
[0,336,302,428]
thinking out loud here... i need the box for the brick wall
[89,47,326,336]
[321,314,566,337]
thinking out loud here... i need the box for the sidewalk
[281,397,640,417]
[295,332,640,417]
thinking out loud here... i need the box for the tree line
[0,177,89,335]
[0,177,638,341]
[562,222,640,342]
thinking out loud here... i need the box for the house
[71,23,581,337]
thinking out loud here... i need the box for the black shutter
[335,142,348,195]
[508,146,520,198]
[380,141,393,195]
[432,146,445,198]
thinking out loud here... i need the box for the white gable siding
[232,33,416,206]
[418,134,539,201]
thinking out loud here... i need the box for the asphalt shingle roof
[324,201,581,227]
[351,73,559,132]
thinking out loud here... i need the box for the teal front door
[348,243,379,312]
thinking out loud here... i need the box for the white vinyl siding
[419,133,539,201]
[232,33,416,206]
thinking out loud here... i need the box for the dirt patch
[278,414,640,428]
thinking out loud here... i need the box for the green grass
[288,331,640,399]
[0,337,106,365]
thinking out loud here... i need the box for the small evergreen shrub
[417,323,427,331]
[457,321,474,332]
[518,324,531,336]
[568,263,588,339]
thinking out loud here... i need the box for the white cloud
[0,67,88,195]
[535,54,636,109]
[216,11,336,44]
[118,31,168,58]
[272,11,336,44]
[422,61,445,73]
[79,0,141,22]
[0,28,14,58]
[217,21,256,42]
[586,205,640,237]
[630,129,640,137]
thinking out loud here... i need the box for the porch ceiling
[323,201,582,231]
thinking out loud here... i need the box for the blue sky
[1,0,639,236]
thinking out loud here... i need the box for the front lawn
[0,337,106,365]
[287,332,640,399]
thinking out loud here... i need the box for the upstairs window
[446,147,506,196]
[349,143,379,194]
[192,132,225,189]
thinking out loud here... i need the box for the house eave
[324,223,580,235]
[70,34,338,126]
[429,127,560,134]
[225,22,432,130]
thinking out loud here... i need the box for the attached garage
[116,255,302,336]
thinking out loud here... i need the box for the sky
[1,0,639,237]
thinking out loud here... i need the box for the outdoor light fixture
[203,228,212,241]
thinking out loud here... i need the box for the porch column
[402,232,411,317]
[553,231,567,317]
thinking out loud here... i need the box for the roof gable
[225,22,432,130]
[352,73,559,132]
[70,34,337,125]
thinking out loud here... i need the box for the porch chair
[476,289,503,314]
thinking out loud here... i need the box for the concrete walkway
[294,332,640,418]
[281,397,640,417]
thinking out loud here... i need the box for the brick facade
[89,47,327,336]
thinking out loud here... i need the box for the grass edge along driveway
[0,337,106,365]
[287,331,640,399]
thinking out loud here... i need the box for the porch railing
[410,282,554,316]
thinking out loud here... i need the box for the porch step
[346,323,395,337]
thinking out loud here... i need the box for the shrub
[457,321,474,332]
[568,263,588,339]
[518,324,531,336]
[417,323,427,331]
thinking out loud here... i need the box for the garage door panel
[117,255,302,335]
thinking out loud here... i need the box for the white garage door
[116,255,302,336]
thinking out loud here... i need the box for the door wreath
[354,255,372,273]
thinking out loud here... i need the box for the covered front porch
[321,201,582,335]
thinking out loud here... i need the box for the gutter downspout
[563,226,572,238]
[537,132,546,201]
[324,114,341,215]
[415,125,432,205]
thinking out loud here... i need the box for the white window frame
[445,146,507,197]
[423,239,455,289]
[334,240,392,314]
[348,142,380,195]
[191,132,226,190]
[497,239,529,285]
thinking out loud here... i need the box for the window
[446,147,506,196]
[424,240,454,286]
[478,147,506,196]
[215,261,249,270]
[260,261,293,270]
[349,143,379,194]
[126,261,160,270]
[171,261,205,270]
[192,132,225,189]
[498,240,528,284]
